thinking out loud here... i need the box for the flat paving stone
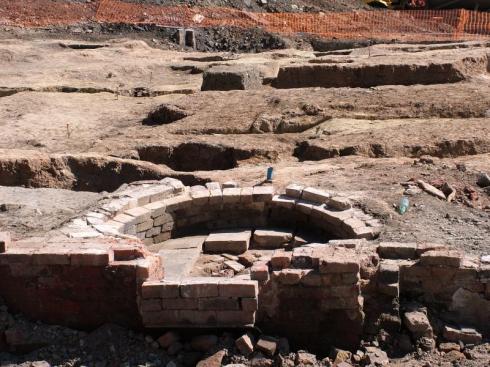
[204,230,251,255]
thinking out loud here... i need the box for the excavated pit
[142,104,192,125]
[137,142,278,171]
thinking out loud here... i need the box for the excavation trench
[0,153,207,192]
[271,55,489,89]
[294,137,490,161]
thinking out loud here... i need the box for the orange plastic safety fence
[1,0,490,42]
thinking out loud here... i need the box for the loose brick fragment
[0,232,11,253]
[251,263,269,282]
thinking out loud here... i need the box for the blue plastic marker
[266,167,274,182]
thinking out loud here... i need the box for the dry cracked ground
[1,37,489,256]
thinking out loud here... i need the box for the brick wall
[140,278,258,327]
[0,237,162,329]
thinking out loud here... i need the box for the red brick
[198,297,240,311]
[216,311,255,325]
[113,247,144,261]
[141,281,164,299]
[271,250,292,270]
[241,297,258,312]
[0,248,33,264]
[162,298,198,310]
[251,263,269,282]
[219,280,258,298]
[32,248,70,265]
[70,249,111,266]
[181,278,219,298]
[141,310,180,326]
[179,310,217,325]
[140,299,162,312]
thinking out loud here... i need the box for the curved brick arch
[71,179,382,244]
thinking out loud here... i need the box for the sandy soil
[0,37,489,255]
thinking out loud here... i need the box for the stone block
[378,242,417,260]
[208,188,223,205]
[328,196,352,210]
[206,182,221,190]
[285,183,304,199]
[236,334,254,356]
[222,188,241,204]
[70,249,111,266]
[270,250,292,270]
[404,311,433,339]
[443,325,482,345]
[145,226,161,238]
[420,250,462,267]
[252,186,274,202]
[125,206,151,224]
[164,194,192,212]
[301,187,331,204]
[190,186,210,206]
[204,230,251,255]
[295,200,314,215]
[181,278,219,298]
[256,336,278,357]
[201,65,263,91]
[271,195,296,209]
[153,213,173,227]
[144,201,167,218]
[225,260,245,273]
[219,279,258,298]
[252,229,293,249]
[136,219,154,232]
[240,187,254,203]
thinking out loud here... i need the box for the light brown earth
[1,30,490,367]
[0,37,489,259]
